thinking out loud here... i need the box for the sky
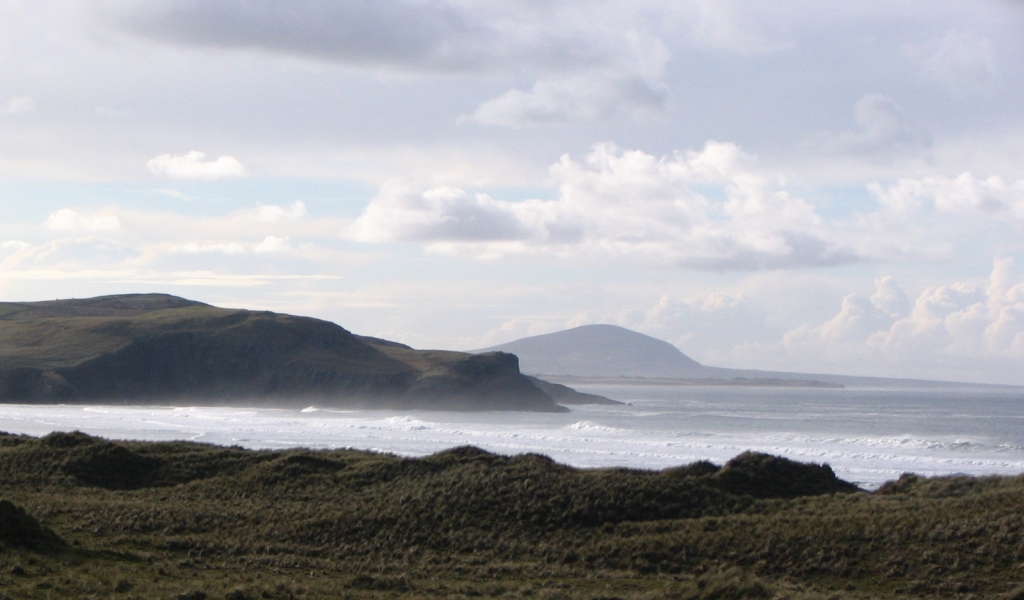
[2,1,1024,385]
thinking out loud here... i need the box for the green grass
[0,294,562,411]
[1,431,1023,598]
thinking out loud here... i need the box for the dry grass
[0,431,1022,598]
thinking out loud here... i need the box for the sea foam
[0,384,1022,489]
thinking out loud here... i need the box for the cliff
[0,294,566,412]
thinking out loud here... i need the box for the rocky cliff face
[0,294,566,412]
[402,352,560,411]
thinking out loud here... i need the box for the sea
[1,383,1022,490]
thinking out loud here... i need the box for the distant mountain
[0,294,566,412]
[475,324,1001,388]
[474,324,704,378]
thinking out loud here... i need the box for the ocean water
[1,383,1022,489]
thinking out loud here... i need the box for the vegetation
[1,431,1023,598]
[0,294,563,411]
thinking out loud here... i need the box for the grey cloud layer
[109,1,683,126]
[4,1,1020,180]
[109,1,656,74]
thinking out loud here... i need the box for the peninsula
[0,294,568,412]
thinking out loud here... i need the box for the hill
[476,324,1004,388]
[0,431,1022,598]
[474,324,703,378]
[0,294,565,412]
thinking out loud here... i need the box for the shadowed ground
[0,431,1022,598]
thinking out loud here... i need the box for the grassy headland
[0,294,564,412]
[1,431,1022,598]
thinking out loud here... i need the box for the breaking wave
[1,384,1022,488]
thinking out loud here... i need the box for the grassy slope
[0,432,1022,599]
[0,297,407,374]
[356,336,468,376]
[0,295,562,411]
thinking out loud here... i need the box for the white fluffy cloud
[350,182,535,244]
[773,260,1024,382]
[253,235,291,254]
[350,141,873,269]
[257,201,306,222]
[147,151,246,180]
[871,172,1024,220]
[45,209,122,232]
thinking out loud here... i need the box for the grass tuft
[0,433,1021,598]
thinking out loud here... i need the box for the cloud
[631,289,770,355]
[109,2,631,71]
[3,96,35,115]
[350,141,868,270]
[463,73,669,127]
[904,30,997,95]
[253,235,291,253]
[257,201,307,222]
[1,240,32,251]
[869,275,912,319]
[147,151,246,180]
[173,242,246,255]
[110,2,783,127]
[769,260,1024,382]
[45,209,122,232]
[670,0,792,55]
[870,172,1024,221]
[461,27,672,127]
[111,0,487,73]
[0,238,139,270]
[109,1,787,69]
[825,95,932,162]
[169,238,305,257]
[350,181,536,244]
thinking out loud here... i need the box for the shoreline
[539,375,845,388]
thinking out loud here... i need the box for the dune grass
[0,431,1022,598]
